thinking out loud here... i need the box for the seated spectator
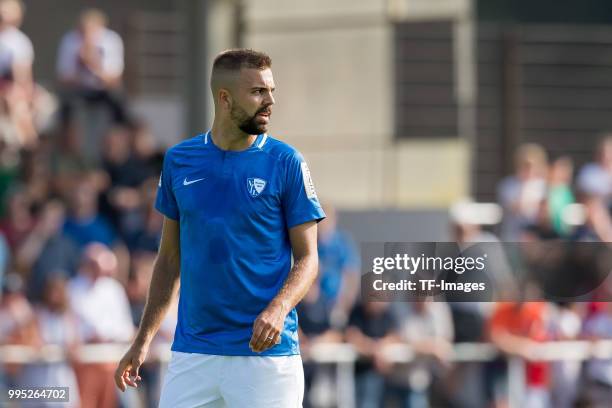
[56,8,128,128]
[68,243,134,408]
[346,301,400,408]
[498,144,548,241]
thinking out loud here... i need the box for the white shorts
[159,351,304,408]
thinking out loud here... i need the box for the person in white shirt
[57,8,128,127]
[68,242,133,343]
[68,242,134,408]
[0,0,37,146]
[0,0,32,87]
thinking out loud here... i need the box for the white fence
[2,340,612,408]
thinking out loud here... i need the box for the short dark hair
[212,48,272,73]
[211,49,271,93]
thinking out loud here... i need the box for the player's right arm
[114,216,180,391]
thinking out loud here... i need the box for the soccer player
[114,49,325,407]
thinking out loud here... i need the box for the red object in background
[489,302,551,388]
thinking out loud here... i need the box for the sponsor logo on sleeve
[301,162,317,199]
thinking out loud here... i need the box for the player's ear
[218,89,232,111]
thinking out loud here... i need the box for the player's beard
[230,103,269,135]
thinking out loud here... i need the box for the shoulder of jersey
[167,134,206,154]
[262,135,303,161]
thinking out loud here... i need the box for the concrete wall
[241,0,470,209]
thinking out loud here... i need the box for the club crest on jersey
[247,178,267,197]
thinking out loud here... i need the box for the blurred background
[2,0,612,407]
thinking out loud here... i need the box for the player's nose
[264,91,275,106]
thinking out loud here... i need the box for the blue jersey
[155,132,325,356]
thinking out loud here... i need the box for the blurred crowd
[300,138,612,408]
[0,1,611,408]
[0,2,170,407]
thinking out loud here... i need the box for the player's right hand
[114,344,148,392]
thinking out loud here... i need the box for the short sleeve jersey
[155,132,325,356]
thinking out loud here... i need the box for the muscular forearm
[134,253,180,347]
[271,254,318,314]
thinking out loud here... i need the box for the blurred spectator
[20,146,54,209]
[68,242,133,343]
[131,121,163,170]
[126,250,175,408]
[0,0,36,147]
[126,250,155,327]
[498,143,548,241]
[448,201,510,342]
[386,299,454,408]
[0,185,33,251]
[124,176,163,252]
[346,301,400,408]
[0,231,7,291]
[0,0,32,90]
[61,175,133,282]
[579,301,612,405]
[0,273,38,388]
[0,272,35,343]
[576,135,612,207]
[23,273,81,407]
[15,200,80,301]
[100,125,159,242]
[56,8,128,127]
[546,157,575,237]
[0,140,21,215]
[62,176,133,283]
[298,282,343,408]
[489,301,554,408]
[68,243,134,408]
[550,302,582,408]
[50,122,111,201]
[102,125,156,188]
[573,137,612,241]
[317,203,360,328]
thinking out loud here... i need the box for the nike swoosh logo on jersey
[183,177,205,186]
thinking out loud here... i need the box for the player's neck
[210,121,257,151]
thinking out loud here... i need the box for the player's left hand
[249,301,287,353]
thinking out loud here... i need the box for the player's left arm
[249,220,319,353]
